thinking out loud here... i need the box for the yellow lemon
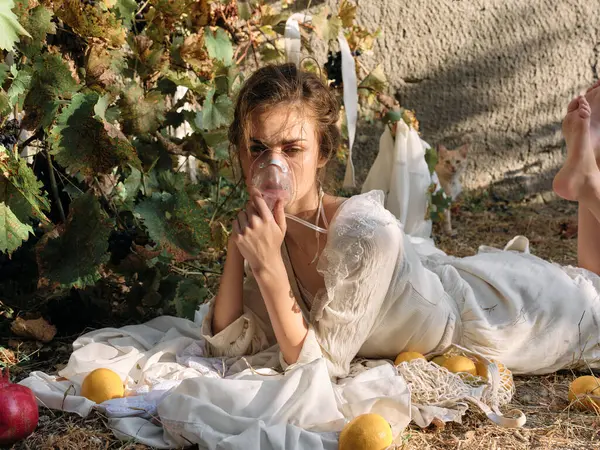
[339,413,393,450]
[442,355,477,376]
[475,360,488,379]
[430,355,448,366]
[394,351,425,366]
[568,376,600,412]
[80,368,124,404]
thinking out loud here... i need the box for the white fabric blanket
[23,308,460,449]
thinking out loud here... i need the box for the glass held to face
[250,150,296,211]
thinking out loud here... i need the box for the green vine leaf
[23,54,78,130]
[0,0,31,51]
[201,128,229,160]
[113,0,137,28]
[0,204,33,256]
[36,193,113,289]
[171,278,209,320]
[425,146,439,175]
[50,92,141,177]
[236,0,251,21]
[0,146,50,243]
[7,65,32,108]
[20,5,56,58]
[358,64,387,93]
[204,27,233,66]
[0,63,9,86]
[201,87,232,131]
[119,83,166,135]
[134,190,211,262]
[0,92,9,116]
[164,70,210,96]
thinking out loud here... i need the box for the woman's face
[240,103,325,212]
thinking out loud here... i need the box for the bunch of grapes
[0,119,20,150]
[108,226,138,264]
[324,49,362,88]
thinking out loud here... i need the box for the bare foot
[584,79,600,163]
[553,95,600,201]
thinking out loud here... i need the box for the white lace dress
[201,190,600,378]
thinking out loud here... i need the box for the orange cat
[435,143,469,235]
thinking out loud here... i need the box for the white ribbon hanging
[284,15,359,188]
[338,33,358,188]
[284,13,309,67]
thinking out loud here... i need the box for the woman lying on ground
[201,63,600,379]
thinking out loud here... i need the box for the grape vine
[0,0,392,317]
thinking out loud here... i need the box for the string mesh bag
[395,344,526,428]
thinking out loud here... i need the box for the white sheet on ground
[20,312,417,449]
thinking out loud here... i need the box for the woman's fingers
[237,210,249,233]
[232,218,241,237]
[252,193,272,220]
[273,199,287,234]
[246,201,261,227]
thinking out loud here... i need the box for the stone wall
[341,0,600,197]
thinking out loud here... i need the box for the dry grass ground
[9,190,600,450]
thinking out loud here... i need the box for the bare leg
[578,207,600,274]
[580,81,600,274]
[553,94,600,274]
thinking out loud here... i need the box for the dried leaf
[11,317,57,343]
[559,219,578,239]
[180,33,212,73]
[0,347,17,365]
[55,0,125,47]
[337,0,356,28]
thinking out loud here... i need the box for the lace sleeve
[309,190,403,378]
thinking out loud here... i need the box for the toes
[578,97,592,118]
[579,107,591,119]
[568,96,581,113]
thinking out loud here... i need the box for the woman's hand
[231,187,287,273]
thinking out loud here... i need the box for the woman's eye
[250,146,265,154]
[285,147,302,153]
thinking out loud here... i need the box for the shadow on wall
[395,2,593,129]
[351,0,597,197]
